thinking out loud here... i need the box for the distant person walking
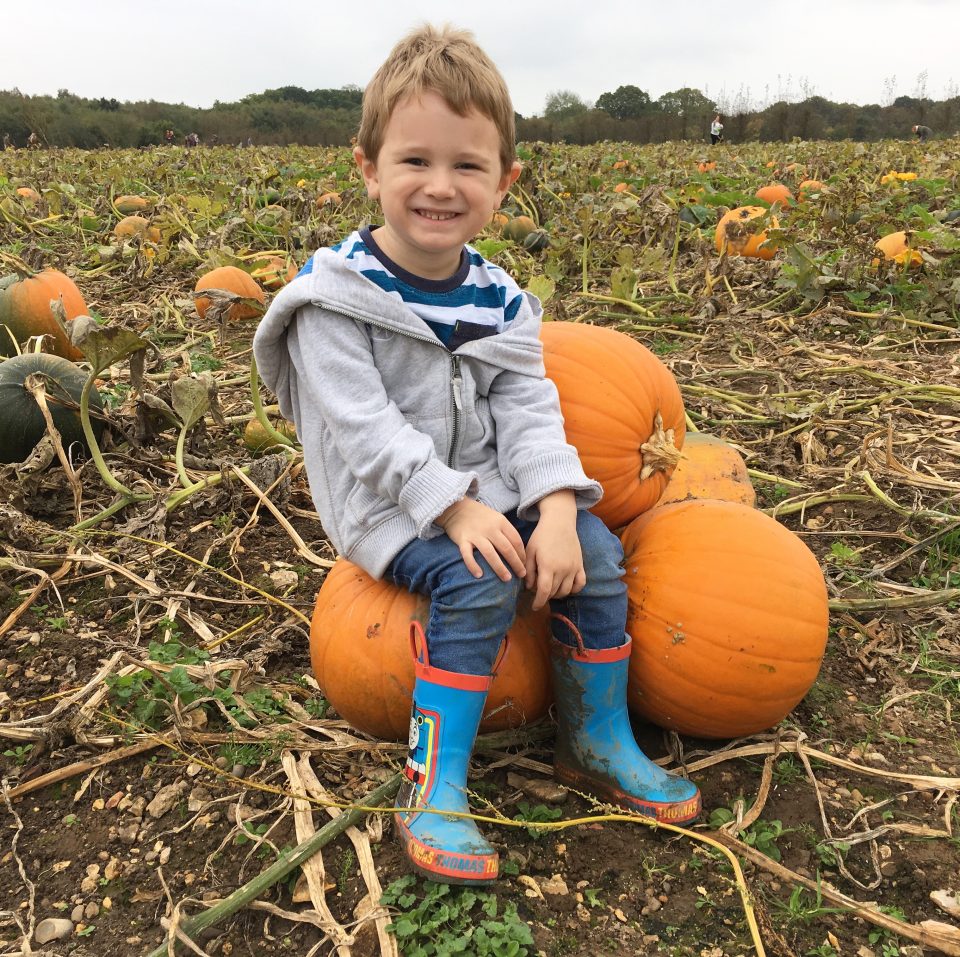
[912,124,932,142]
[164,128,175,145]
[2,133,11,150]
[184,132,200,148]
[26,131,40,150]
[710,114,724,145]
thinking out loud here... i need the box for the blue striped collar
[359,225,470,293]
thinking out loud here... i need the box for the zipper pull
[451,355,463,412]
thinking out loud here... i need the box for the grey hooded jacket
[252,247,602,578]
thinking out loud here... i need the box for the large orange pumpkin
[310,559,553,741]
[656,433,756,508]
[621,500,828,739]
[0,269,87,360]
[755,183,794,206]
[540,322,685,530]
[715,206,778,260]
[194,266,266,321]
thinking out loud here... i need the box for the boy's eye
[403,157,426,166]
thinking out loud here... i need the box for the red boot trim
[555,764,702,826]
[409,621,493,691]
[394,814,499,884]
[549,636,631,664]
[414,660,492,691]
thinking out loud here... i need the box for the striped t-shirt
[330,226,524,350]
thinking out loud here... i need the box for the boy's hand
[437,499,526,582]
[525,491,586,611]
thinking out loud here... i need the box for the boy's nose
[424,169,456,198]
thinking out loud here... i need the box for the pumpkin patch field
[0,138,959,957]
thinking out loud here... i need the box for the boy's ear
[353,146,380,199]
[496,161,523,204]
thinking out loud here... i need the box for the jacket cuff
[514,450,603,521]
[399,458,479,537]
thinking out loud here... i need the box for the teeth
[419,210,457,221]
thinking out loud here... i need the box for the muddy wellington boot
[549,627,701,825]
[394,623,499,884]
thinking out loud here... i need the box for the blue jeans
[385,509,627,675]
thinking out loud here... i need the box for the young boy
[253,25,700,885]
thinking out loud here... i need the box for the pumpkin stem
[79,371,142,499]
[639,411,682,480]
[250,354,296,450]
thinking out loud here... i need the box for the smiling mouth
[416,210,459,221]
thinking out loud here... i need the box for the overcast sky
[3,1,955,118]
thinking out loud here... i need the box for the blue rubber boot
[394,623,499,884]
[550,633,702,825]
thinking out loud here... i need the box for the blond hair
[357,25,516,172]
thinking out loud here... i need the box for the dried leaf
[68,317,150,376]
[171,372,216,431]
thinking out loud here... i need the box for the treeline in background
[1,80,957,149]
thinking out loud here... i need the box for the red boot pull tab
[410,620,510,675]
[409,620,431,668]
[549,612,587,656]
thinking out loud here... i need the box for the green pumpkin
[0,353,104,463]
[522,229,550,253]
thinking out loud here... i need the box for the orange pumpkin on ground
[114,195,149,215]
[490,211,510,231]
[715,206,778,260]
[15,187,41,203]
[316,191,342,207]
[874,231,922,267]
[0,268,87,360]
[620,500,829,739]
[797,180,826,202]
[755,183,794,206]
[114,215,160,243]
[241,416,297,454]
[540,322,685,530]
[194,266,266,321]
[697,161,716,173]
[249,257,297,290]
[503,215,538,243]
[309,559,552,740]
[656,432,756,508]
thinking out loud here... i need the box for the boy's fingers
[491,529,525,578]
[504,527,526,563]
[460,544,484,579]
[476,542,512,582]
[500,542,527,579]
[534,573,554,611]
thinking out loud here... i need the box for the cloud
[1,0,955,118]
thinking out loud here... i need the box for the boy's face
[354,91,521,280]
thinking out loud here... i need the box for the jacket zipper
[312,299,465,469]
[449,355,463,468]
